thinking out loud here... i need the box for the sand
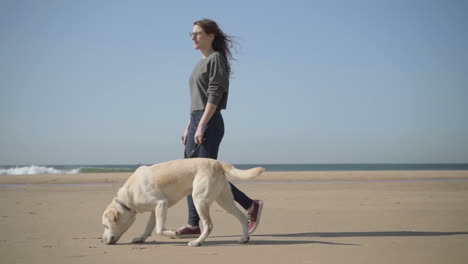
[1,170,468,264]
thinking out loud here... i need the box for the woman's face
[191,24,214,51]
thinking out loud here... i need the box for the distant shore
[1,170,468,184]
[2,163,468,176]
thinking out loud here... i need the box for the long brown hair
[193,18,236,77]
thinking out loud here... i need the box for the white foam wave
[0,166,80,175]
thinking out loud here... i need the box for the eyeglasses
[189,31,204,38]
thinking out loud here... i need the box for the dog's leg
[132,211,156,243]
[154,200,177,238]
[215,183,250,244]
[188,197,213,247]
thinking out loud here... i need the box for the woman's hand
[194,103,218,145]
[194,125,206,145]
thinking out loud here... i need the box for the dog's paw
[131,236,146,244]
[165,230,178,239]
[239,236,250,244]
[188,240,202,247]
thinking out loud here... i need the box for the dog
[101,158,264,247]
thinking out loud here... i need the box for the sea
[1,163,468,175]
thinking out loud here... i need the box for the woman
[177,19,263,238]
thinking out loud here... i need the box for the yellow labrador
[102,158,264,247]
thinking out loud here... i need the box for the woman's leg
[229,182,253,210]
[184,111,201,228]
[184,111,225,228]
[181,111,258,233]
[197,112,254,209]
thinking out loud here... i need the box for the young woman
[177,19,263,238]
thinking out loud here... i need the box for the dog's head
[101,199,136,245]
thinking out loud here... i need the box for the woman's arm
[194,103,218,145]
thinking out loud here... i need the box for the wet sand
[1,170,468,263]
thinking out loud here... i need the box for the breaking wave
[0,166,80,175]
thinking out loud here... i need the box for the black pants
[185,110,253,226]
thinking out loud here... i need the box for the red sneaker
[248,200,263,234]
[175,225,201,238]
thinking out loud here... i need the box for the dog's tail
[221,162,265,180]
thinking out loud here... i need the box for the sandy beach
[1,170,468,264]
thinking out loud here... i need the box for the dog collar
[115,199,132,212]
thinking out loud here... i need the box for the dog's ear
[105,209,120,224]
[111,209,120,224]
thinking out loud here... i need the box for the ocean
[1,163,468,175]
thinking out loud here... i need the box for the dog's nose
[103,236,114,245]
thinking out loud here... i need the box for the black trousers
[185,110,253,226]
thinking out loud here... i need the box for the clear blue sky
[1,0,467,165]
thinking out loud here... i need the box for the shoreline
[2,178,468,188]
[1,170,468,184]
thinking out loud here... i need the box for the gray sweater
[189,52,229,111]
